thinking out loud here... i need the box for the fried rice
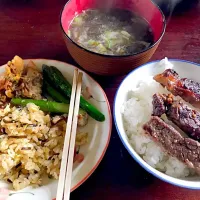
[0,56,88,190]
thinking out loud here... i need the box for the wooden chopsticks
[56,69,83,200]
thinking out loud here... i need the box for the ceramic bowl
[114,59,200,189]
[0,59,112,200]
[60,0,166,76]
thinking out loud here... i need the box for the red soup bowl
[60,0,166,76]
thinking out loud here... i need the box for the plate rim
[0,58,112,197]
[113,59,200,190]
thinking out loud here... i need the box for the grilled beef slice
[152,93,200,140]
[154,69,200,108]
[152,93,166,116]
[143,116,200,173]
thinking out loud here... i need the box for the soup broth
[68,9,154,56]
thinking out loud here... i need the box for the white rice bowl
[121,78,193,178]
[115,58,200,183]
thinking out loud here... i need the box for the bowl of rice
[114,58,200,189]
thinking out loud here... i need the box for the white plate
[0,59,112,200]
[114,59,200,189]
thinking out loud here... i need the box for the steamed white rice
[121,59,194,178]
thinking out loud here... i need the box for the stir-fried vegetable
[11,98,70,114]
[11,97,86,116]
[42,65,105,122]
[43,80,88,126]
[43,80,70,104]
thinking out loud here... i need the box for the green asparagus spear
[42,65,105,122]
[11,98,88,126]
[43,80,69,104]
[11,98,70,114]
[43,80,89,126]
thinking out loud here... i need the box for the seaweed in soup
[68,9,154,56]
